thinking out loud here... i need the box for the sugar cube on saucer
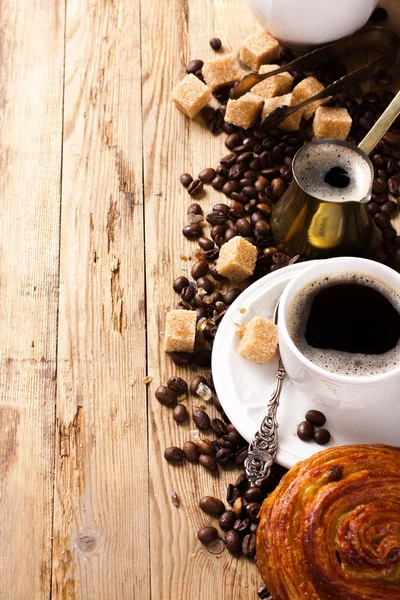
[202,54,243,91]
[252,64,294,100]
[225,93,264,129]
[261,93,302,131]
[237,316,278,364]
[292,76,330,121]
[216,236,257,282]
[171,74,212,118]
[164,309,196,352]
[313,106,352,140]
[240,31,280,71]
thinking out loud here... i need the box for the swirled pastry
[257,444,400,600]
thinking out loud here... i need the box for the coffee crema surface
[288,272,400,377]
[294,142,372,203]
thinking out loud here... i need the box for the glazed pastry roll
[257,444,400,600]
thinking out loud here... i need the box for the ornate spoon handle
[244,357,286,488]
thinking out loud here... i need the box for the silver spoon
[244,300,286,488]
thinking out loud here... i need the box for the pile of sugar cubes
[172,30,352,139]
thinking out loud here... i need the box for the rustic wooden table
[0,1,399,599]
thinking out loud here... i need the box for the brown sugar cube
[240,31,280,71]
[171,74,212,118]
[261,93,302,132]
[202,54,243,91]
[292,76,330,121]
[252,64,293,100]
[164,309,197,353]
[237,316,278,364]
[216,236,257,282]
[313,106,352,140]
[225,93,264,129]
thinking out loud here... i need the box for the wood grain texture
[142,1,262,598]
[0,1,64,598]
[52,0,149,598]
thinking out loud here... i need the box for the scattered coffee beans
[183,441,201,462]
[209,37,222,51]
[180,173,193,187]
[164,446,185,463]
[219,510,237,531]
[297,421,314,441]
[199,496,225,516]
[225,529,242,554]
[155,386,177,407]
[193,409,211,430]
[314,428,331,445]
[305,409,326,427]
[173,404,189,424]
[167,376,188,395]
[198,526,219,543]
[199,454,218,471]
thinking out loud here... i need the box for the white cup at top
[278,257,400,409]
[247,0,378,49]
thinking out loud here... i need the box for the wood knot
[75,530,102,555]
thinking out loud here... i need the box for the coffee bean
[223,288,241,305]
[206,211,228,225]
[201,106,216,123]
[209,36,222,50]
[216,448,233,465]
[223,227,238,242]
[193,409,211,430]
[187,203,203,216]
[211,175,226,190]
[374,71,393,86]
[255,220,270,236]
[199,454,218,471]
[220,153,237,167]
[171,352,193,366]
[194,349,212,367]
[198,526,218,544]
[225,530,242,554]
[180,173,193,187]
[223,122,237,134]
[226,484,240,505]
[196,276,214,293]
[197,237,213,252]
[227,428,245,447]
[183,441,200,463]
[389,178,398,195]
[235,447,248,465]
[271,177,287,198]
[219,510,236,531]
[173,404,188,424]
[213,203,229,215]
[242,533,256,557]
[181,287,195,304]
[186,59,204,74]
[155,386,177,407]
[250,523,259,535]
[305,409,326,427]
[199,496,225,516]
[225,133,242,150]
[374,212,390,229]
[211,418,228,436]
[199,168,217,183]
[315,428,331,445]
[196,438,214,455]
[381,201,397,216]
[183,224,202,239]
[222,180,239,197]
[164,446,185,463]
[188,178,204,196]
[167,376,188,396]
[245,502,261,522]
[233,496,243,517]
[219,437,234,450]
[244,487,264,503]
[233,518,250,533]
[297,421,314,441]
[173,276,189,293]
[258,585,271,599]
[234,217,252,237]
[191,260,209,279]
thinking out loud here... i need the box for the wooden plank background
[0,0,398,599]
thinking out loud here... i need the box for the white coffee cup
[247,0,378,49]
[278,257,400,409]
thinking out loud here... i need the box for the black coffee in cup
[288,273,400,376]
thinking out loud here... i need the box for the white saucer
[212,262,400,469]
